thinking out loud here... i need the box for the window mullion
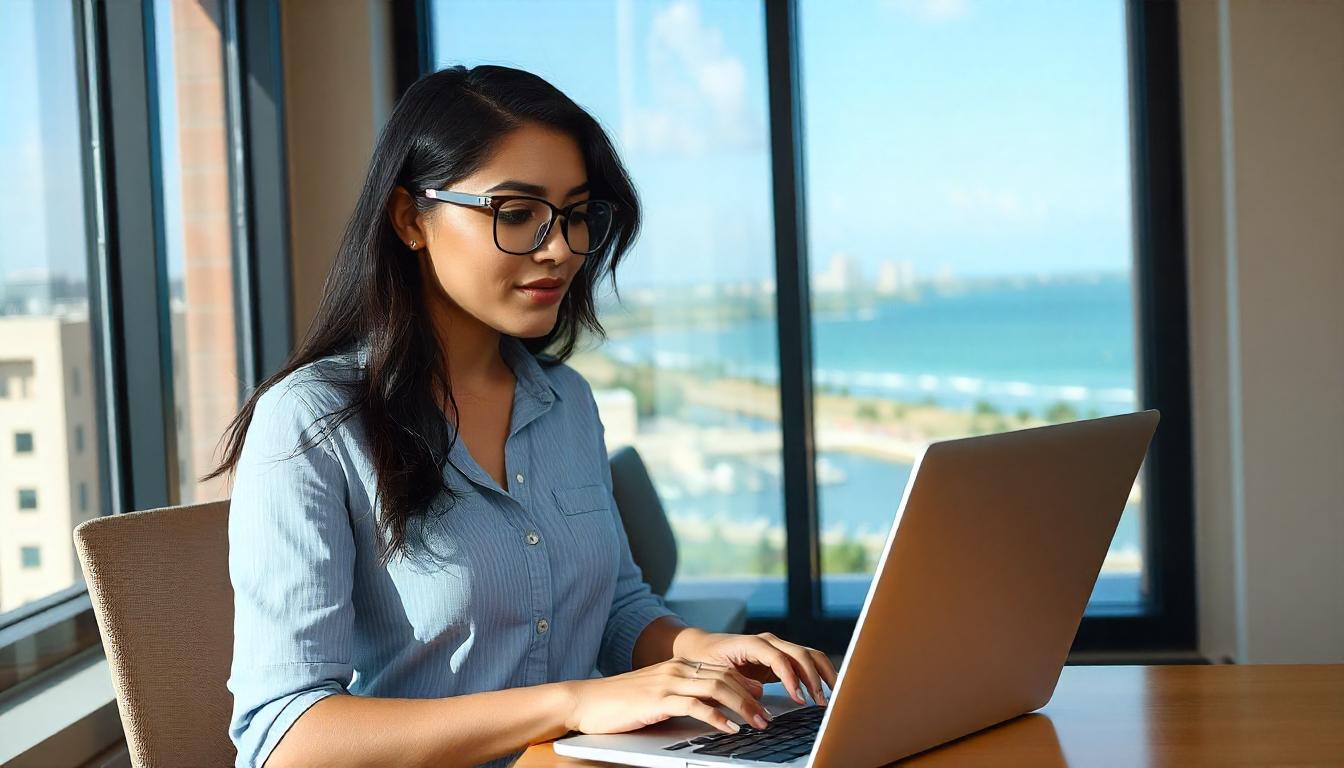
[764,0,823,642]
[96,0,177,511]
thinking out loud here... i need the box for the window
[0,0,106,622]
[425,0,1193,643]
[798,0,1147,614]
[432,0,789,614]
[0,361,35,400]
[153,0,243,506]
[0,0,291,713]
[20,546,42,570]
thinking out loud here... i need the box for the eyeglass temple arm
[424,189,491,207]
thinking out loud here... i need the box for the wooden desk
[518,664,1344,767]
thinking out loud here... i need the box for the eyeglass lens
[494,199,614,255]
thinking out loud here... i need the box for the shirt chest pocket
[552,483,621,579]
[553,483,610,516]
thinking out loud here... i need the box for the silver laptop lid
[809,411,1159,768]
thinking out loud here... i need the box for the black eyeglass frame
[421,187,618,256]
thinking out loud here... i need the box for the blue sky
[0,0,89,281]
[2,0,1135,290]
[433,0,1136,288]
[0,0,196,285]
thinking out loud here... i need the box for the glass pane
[798,0,1146,614]
[432,0,787,614]
[153,0,240,504]
[0,0,106,614]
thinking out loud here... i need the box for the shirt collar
[500,334,562,404]
[349,334,561,405]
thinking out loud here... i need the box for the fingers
[672,667,773,730]
[725,666,765,698]
[809,647,839,690]
[675,659,763,699]
[666,695,741,735]
[751,633,836,706]
[742,635,809,706]
[763,635,829,706]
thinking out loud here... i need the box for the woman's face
[394,122,592,340]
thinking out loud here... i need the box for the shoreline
[569,348,1146,576]
[572,348,1144,506]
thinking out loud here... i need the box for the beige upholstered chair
[73,499,236,767]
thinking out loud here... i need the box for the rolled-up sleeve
[227,379,355,767]
[589,387,679,677]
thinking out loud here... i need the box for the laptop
[554,410,1159,767]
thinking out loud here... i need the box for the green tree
[752,535,782,576]
[1044,401,1078,423]
[825,539,871,574]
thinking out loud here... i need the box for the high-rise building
[876,259,917,296]
[0,313,99,611]
[815,250,864,294]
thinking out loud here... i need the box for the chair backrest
[608,445,678,596]
[73,499,235,767]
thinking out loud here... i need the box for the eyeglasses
[421,188,617,256]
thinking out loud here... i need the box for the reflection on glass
[798,0,1146,613]
[154,0,239,504]
[0,0,103,614]
[433,0,787,613]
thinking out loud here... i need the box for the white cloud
[885,0,970,24]
[945,183,1048,221]
[621,0,762,157]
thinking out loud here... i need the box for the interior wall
[1180,0,1344,663]
[281,0,396,341]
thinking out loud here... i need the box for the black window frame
[747,0,1195,656]
[0,0,293,697]
[416,0,1196,656]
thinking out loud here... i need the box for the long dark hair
[205,65,641,560]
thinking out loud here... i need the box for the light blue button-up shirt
[227,335,679,767]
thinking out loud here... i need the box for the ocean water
[606,276,1140,417]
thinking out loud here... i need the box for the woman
[210,64,836,768]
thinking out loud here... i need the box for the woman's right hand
[562,657,775,736]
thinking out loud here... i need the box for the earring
[409,240,418,250]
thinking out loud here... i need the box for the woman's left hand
[676,630,838,706]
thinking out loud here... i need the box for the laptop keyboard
[660,704,825,763]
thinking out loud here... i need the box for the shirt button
[536,617,549,634]
[525,530,541,546]
[515,473,525,484]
